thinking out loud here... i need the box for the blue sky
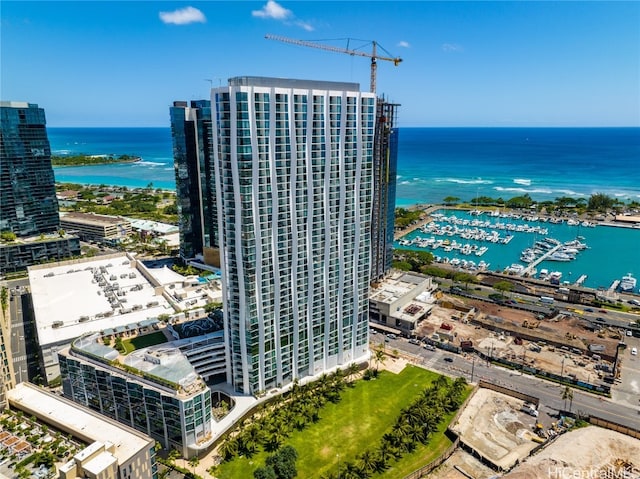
[2,1,639,127]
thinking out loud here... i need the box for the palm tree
[357,450,376,477]
[218,438,238,461]
[562,386,574,412]
[374,345,386,372]
[188,456,199,475]
[346,362,360,384]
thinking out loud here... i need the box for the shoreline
[52,157,142,168]
[396,204,640,237]
[55,181,176,194]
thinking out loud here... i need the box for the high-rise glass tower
[212,77,375,394]
[0,102,60,236]
[370,100,399,280]
[169,100,219,264]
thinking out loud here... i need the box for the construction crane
[265,34,402,94]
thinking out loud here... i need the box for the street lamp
[561,356,565,378]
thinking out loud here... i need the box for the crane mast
[265,34,402,94]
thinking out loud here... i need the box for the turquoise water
[47,127,640,291]
[395,209,640,291]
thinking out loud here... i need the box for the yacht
[619,273,637,293]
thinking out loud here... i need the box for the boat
[547,251,575,262]
[619,273,637,292]
[538,268,549,280]
[548,271,562,285]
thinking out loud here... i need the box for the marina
[395,208,640,292]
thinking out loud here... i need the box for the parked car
[632,347,638,356]
[386,333,397,340]
[408,338,421,345]
[443,356,454,363]
[423,344,436,351]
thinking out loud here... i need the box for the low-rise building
[369,271,437,336]
[59,332,214,458]
[6,382,157,479]
[59,211,131,243]
[27,252,223,383]
[0,234,81,274]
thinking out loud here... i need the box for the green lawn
[216,365,467,479]
[121,331,167,354]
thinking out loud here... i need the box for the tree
[188,455,199,475]
[443,196,460,205]
[254,466,277,479]
[562,386,574,412]
[1,287,7,319]
[493,280,513,298]
[374,345,386,372]
[266,445,298,479]
[167,448,180,465]
[0,231,17,242]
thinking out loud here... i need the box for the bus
[539,296,555,304]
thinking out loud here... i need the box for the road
[5,278,40,384]
[374,332,640,430]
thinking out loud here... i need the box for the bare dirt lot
[415,294,618,383]
[427,449,495,479]
[503,426,640,479]
[449,388,543,471]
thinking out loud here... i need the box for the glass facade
[0,102,60,237]
[370,100,400,280]
[59,349,212,455]
[212,77,375,394]
[170,100,218,261]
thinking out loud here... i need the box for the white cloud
[442,43,463,52]
[252,1,313,31]
[159,6,206,25]
[295,20,314,32]
[252,0,292,20]
[397,41,410,48]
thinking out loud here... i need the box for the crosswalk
[12,355,27,363]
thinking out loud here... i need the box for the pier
[574,274,588,286]
[522,244,561,276]
[608,280,620,292]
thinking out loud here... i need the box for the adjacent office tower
[169,100,219,265]
[212,77,376,394]
[370,99,399,281]
[0,102,60,236]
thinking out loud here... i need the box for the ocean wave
[436,178,493,185]
[494,186,553,194]
[400,180,412,185]
[513,178,531,186]
[163,167,174,171]
[135,160,166,166]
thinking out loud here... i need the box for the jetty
[522,244,561,276]
[608,280,620,292]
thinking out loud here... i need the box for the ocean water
[395,127,640,206]
[49,127,175,189]
[48,127,640,290]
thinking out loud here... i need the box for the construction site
[413,290,623,388]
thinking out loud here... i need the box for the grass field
[121,331,167,354]
[216,365,468,479]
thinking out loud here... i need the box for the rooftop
[29,252,173,346]
[370,271,433,304]
[60,211,129,226]
[72,332,204,395]
[227,76,363,92]
[6,383,152,465]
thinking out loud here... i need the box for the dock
[574,274,588,286]
[608,280,620,292]
[522,244,561,276]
